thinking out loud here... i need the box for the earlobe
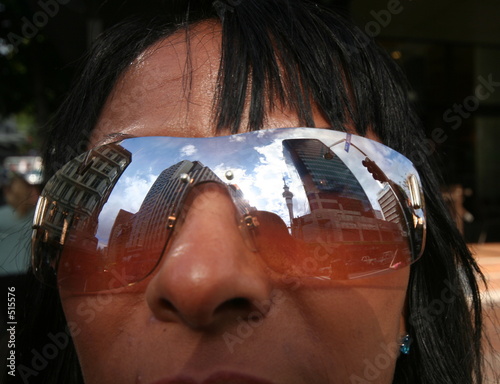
[399,334,411,355]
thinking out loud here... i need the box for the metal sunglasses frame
[32,128,426,292]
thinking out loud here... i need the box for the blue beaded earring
[400,334,411,355]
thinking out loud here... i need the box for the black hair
[12,1,493,383]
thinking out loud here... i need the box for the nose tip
[145,183,273,329]
[148,268,272,329]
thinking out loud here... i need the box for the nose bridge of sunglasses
[166,162,260,253]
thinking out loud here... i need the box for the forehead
[91,20,335,148]
[92,22,225,145]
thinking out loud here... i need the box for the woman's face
[60,23,409,384]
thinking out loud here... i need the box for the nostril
[157,297,257,318]
[213,297,254,316]
[225,297,252,311]
[215,296,268,320]
[159,298,177,313]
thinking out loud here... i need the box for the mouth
[151,372,275,384]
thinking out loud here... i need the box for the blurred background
[0,0,499,243]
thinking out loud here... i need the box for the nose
[145,183,273,329]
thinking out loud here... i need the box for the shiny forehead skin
[91,21,334,147]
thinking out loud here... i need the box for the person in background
[0,159,42,377]
[0,158,42,276]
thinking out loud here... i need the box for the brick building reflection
[34,143,132,254]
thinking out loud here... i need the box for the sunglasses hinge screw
[179,173,191,183]
[225,170,234,180]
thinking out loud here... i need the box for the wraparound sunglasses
[32,128,426,293]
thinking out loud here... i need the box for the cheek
[290,270,408,382]
[60,270,408,384]
[61,290,148,383]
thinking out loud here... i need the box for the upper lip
[150,371,276,384]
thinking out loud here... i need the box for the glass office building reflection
[282,139,403,243]
[106,160,255,264]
